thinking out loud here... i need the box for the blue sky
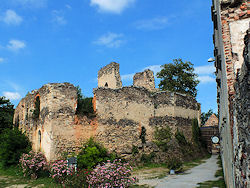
[0,0,217,113]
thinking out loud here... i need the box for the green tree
[76,86,95,118]
[156,59,199,97]
[0,128,31,167]
[0,97,14,134]
[201,109,214,126]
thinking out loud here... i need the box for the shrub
[0,128,31,167]
[87,159,137,188]
[192,118,201,145]
[77,138,116,169]
[64,169,90,188]
[154,126,172,151]
[175,129,188,145]
[166,157,182,170]
[140,152,156,164]
[132,145,139,156]
[50,160,74,184]
[19,151,48,179]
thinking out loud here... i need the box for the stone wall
[14,83,96,161]
[94,86,200,155]
[212,0,249,187]
[233,29,249,187]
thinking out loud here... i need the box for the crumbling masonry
[14,62,201,162]
[212,0,249,187]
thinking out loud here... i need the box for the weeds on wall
[75,86,95,118]
[154,126,172,152]
[175,129,188,145]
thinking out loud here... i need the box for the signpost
[67,157,77,171]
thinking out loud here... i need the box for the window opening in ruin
[140,126,146,144]
[38,130,41,148]
[25,108,29,120]
[33,96,40,119]
[76,86,95,118]
[105,82,108,87]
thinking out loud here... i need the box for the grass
[0,163,61,188]
[196,155,226,188]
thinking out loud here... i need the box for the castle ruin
[14,62,201,162]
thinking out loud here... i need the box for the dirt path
[137,155,220,188]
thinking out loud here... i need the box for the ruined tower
[133,69,156,91]
[98,62,122,89]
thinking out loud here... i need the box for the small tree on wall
[156,59,199,98]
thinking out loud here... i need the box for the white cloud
[121,65,162,82]
[51,10,67,25]
[7,39,26,51]
[194,65,215,75]
[194,65,216,84]
[135,17,169,30]
[0,57,4,63]
[121,73,134,81]
[2,10,23,26]
[94,32,124,48]
[90,0,135,14]
[3,91,21,100]
[65,4,72,10]
[9,0,47,8]
[198,76,215,83]
[143,65,162,74]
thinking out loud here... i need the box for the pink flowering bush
[19,151,48,179]
[64,169,90,188]
[87,159,137,188]
[50,160,74,184]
